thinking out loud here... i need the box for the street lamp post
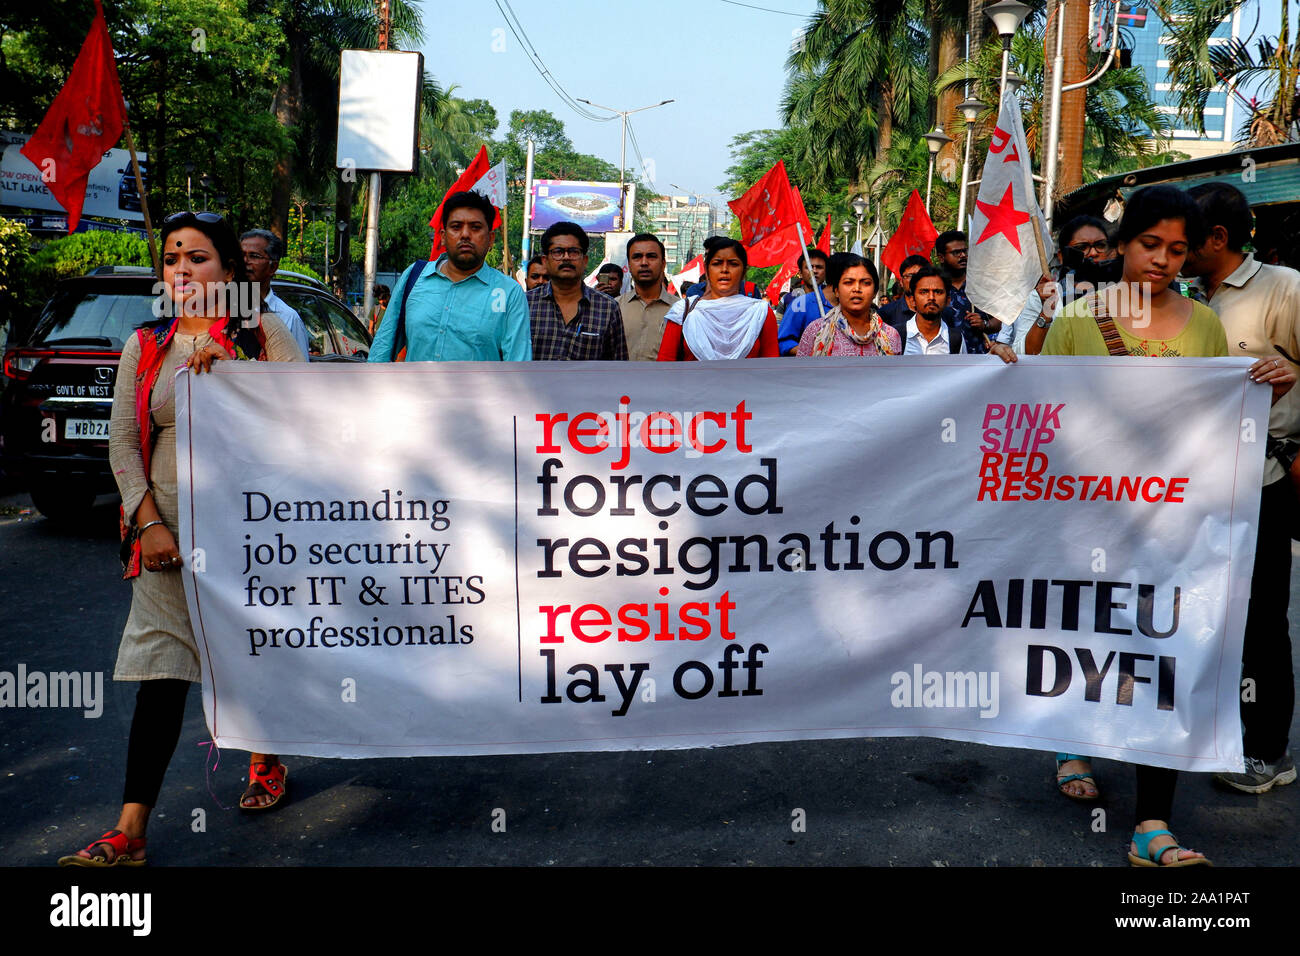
[985,0,1031,101]
[923,126,953,215]
[576,98,674,230]
[841,220,852,253]
[956,96,989,232]
[851,197,867,247]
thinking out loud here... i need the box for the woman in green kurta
[1039,185,1292,866]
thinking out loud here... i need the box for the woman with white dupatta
[658,236,779,360]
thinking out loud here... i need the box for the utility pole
[360,0,390,322]
[576,98,674,229]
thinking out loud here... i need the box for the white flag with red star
[966,89,1053,322]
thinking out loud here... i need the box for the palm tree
[1161,0,1300,146]
[783,0,932,190]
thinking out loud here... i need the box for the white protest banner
[178,359,1265,770]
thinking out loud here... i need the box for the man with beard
[934,230,1001,353]
[891,266,1016,363]
[368,190,531,361]
[616,233,678,361]
[528,221,628,361]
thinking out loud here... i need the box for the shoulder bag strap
[1086,289,1130,357]
[392,259,430,362]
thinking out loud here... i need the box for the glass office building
[647,195,723,271]
[1110,2,1243,156]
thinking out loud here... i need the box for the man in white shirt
[888,266,1016,362]
[241,228,312,357]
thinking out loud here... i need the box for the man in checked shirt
[527,221,628,361]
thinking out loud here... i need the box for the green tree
[784,0,933,190]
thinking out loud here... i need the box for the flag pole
[501,199,512,276]
[121,115,159,278]
[794,222,826,320]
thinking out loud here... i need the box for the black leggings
[122,679,190,807]
[1134,765,1177,826]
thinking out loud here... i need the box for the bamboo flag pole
[121,115,159,278]
[794,222,826,320]
[502,199,512,276]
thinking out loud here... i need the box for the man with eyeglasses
[935,230,1000,353]
[369,191,531,362]
[240,228,312,357]
[527,221,628,361]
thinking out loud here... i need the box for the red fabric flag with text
[815,214,832,254]
[748,222,812,268]
[880,190,938,282]
[765,260,799,308]
[20,0,127,233]
[428,144,504,258]
[729,161,812,250]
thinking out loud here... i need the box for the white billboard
[335,50,422,173]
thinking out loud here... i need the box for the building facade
[1110,1,1243,158]
[647,195,723,271]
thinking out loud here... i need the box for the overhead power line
[717,0,805,16]
[492,0,616,124]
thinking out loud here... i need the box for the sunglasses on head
[163,210,224,225]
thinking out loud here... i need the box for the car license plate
[64,418,110,440]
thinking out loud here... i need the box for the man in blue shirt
[368,191,531,362]
[777,249,833,355]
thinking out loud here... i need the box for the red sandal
[240,761,288,811]
[58,829,147,867]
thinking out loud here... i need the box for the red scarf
[119,316,267,578]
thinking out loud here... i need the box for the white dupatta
[664,294,768,361]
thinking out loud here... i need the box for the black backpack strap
[391,259,430,360]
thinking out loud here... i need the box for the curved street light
[923,126,954,215]
[956,96,989,230]
[985,0,1031,100]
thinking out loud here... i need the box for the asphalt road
[1,491,1297,870]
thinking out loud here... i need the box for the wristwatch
[1034,313,1052,329]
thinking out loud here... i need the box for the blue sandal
[1128,828,1211,867]
[1055,753,1100,801]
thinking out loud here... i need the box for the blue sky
[418,0,1287,205]
[415,0,820,205]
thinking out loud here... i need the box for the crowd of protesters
[63,182,1296,869]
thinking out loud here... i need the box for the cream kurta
[108,314,304,681]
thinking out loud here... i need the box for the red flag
[815,214,832,254]
[792,187,814,236]
[20,0,127,233]
[765,261,799,309]
[728,161,813,250]
[747,222,810,268]
[428,144,504,258]
[881,190,938,282]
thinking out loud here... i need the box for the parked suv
[1,267,371,522]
